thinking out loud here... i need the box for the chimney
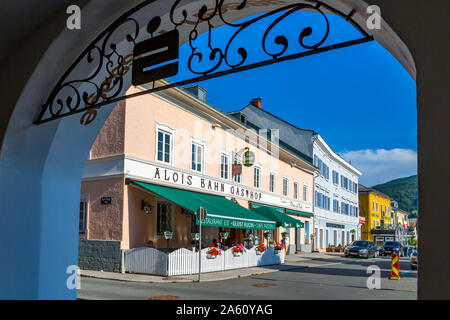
[250,98,262,109]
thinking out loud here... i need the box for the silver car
[410,249,418,269]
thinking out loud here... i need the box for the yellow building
[358,185,392,245]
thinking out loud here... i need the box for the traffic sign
[196,206,207,222]
[390,252,401,280]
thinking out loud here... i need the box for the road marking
[322,257,383,266]
[400,270,415,275]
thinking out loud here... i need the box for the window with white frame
[157,129,173,164]
[220,152,230,180]
[303,184,308,201]
[191,141,204,173]
[254,166,261,188]
[293,181,299,199]
[269,172,276,192]
[156,201,173,236]
[283,177,289,196]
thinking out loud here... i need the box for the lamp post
[196,207,207,282]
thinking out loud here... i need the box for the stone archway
[0,0,446,300]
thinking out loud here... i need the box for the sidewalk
[80,252,344,283]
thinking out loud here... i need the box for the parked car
[410,249,418,269]
[379,241,403,257]
[344,240,377,258]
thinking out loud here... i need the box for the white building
[229,99,362,251]
[312,135,361,250]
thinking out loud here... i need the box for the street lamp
[163,229,173,253]
[264,231,272,246]
[220,231,229,240]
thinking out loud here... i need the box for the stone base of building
[78,240,122,273]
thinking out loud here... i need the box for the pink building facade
[80,85,315,252]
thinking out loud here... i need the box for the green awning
[131,181,277,230]
[250,203,304,228]
[285,209,314,218]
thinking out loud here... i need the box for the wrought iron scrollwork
[35,0,373,125]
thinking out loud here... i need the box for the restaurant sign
[124,158,313,213]
[198,215,276,231]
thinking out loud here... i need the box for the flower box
[232,244,246,257]
[255,244,267,255]
[206,245,221,259]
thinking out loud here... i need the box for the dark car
[380,241,403,257]
[344,240,377,258]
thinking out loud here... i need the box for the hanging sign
[243,150,255,167]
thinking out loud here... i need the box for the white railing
[123,246,285,276]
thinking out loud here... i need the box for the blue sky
[167,11,417,186]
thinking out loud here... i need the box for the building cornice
[315,135,362,176]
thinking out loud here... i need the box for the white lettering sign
[125,159,313,213]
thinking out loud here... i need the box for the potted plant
[206,245,221,259]
[336,244,343,252]
[255,243,267,255]
[326,244,333,252]
[274,242,283,254]
[232,244,246,257]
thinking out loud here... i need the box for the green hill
[371,175,418,213]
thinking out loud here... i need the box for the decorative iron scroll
[35,0,373,125]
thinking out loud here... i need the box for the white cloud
[339,148,417,186]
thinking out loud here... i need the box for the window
[332,170,339,184]
[254,166,261,188]
[293,182,299,199]
[233,155,242,183]
[372,200,375,211]
[191,142,204,173]
[333,199,339,213]
[322,163,329,180]
[283,177,289,196]
[376,202,378,212]
[79,199,88,238]
[157,130,172,164]
[303,184,308,201]
[156,201,173,236]
[220,153,230,180]
[240,114,246,124]
[316,191,330,210]
[269,173,276,192]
